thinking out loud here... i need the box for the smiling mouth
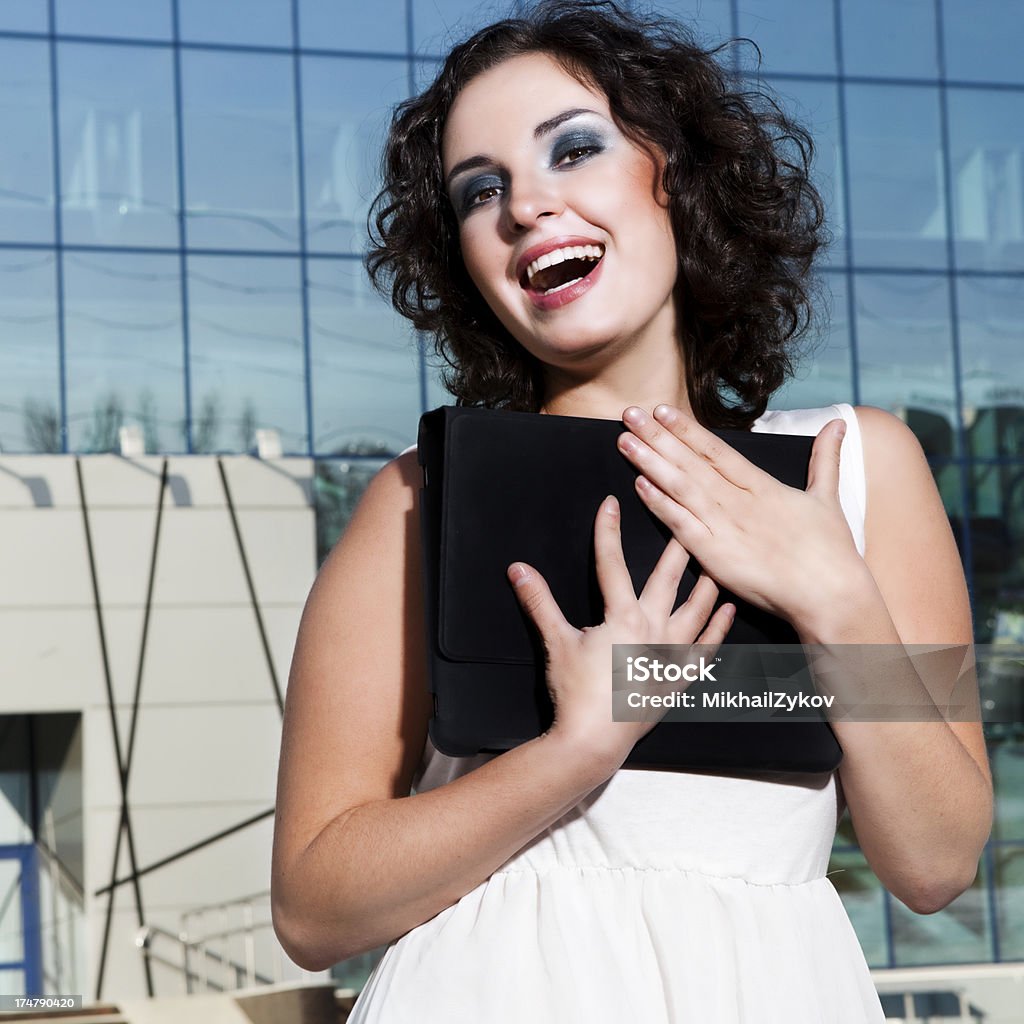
[521,246,605,294]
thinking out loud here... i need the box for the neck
[538,328,693,422]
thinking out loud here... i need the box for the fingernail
[653,404,676,424]
[508,563,530,586]
[622,407,646,426]
[835,420,847,440]
[603,495,619,516]
[619,434,640,454]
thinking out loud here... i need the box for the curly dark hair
[365,0,829,429]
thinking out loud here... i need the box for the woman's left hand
[617,403,869,628]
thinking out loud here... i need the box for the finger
[639,535,691,619]
[666,572,720,642]
[649,404,763,490]
[593,495,639,618]
[694,602,737,650]
[619,431,718,527]
[805,416,846,497]
[635,473,711,552]
[508,562,575,652]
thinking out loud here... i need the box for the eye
[468,183,502,207]
[555,144,599,167]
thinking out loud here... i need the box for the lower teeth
[544,275,584,295]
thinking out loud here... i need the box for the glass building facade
[1,0,1022,973]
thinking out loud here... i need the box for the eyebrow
[444,107,602,187]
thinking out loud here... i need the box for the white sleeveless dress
[348,404,885,1023]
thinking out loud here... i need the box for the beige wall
[0,453,321,999]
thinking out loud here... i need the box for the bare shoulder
[274,448,429,857]
[851,405,989,773]
[851,404,968,642]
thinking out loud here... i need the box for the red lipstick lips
[515,235,606,311]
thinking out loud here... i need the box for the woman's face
[441,51,680,372]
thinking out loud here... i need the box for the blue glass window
[994,842,1024,960]
[413,58,440,93]
[187,255,306,453]
[839,0,938,80]
[764,77,845,268]
[890,862,995,964]
[947,88,1024,273]
[181,50,299,251]
[0,39,54,244]
[62,252,185,453]
[177,0,292,48]
[54,0,171,41]
[0,250,59,453]
[58,42,178,248]
[736,0,836,76]
[298,0,408,53]
[301,56,409,254]
[957,276,1024,460]
[412,0,515,57]
[308,257,421,456]
[0,0,47,32]
[830,844,888,967]
[772,271,853,411]
[648,1,733,46]
[853,273,959,454]
[844,84,947,270]
[942,0,1024,85]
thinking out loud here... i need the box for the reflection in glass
[63,252,185,452]
[412,0,514,57]
[994,845,1024,959]
[958,277,1024,460]
[736,0,836,76]
[314,459,387,566]
[0,251,59,453]
[772,271,853,412]
[178,0,292,47]
[991,739,1024,841]
[181,50,299,251]
[844,85,947,269]
[762,77,844,268]
[942,0,1024,86]
[890,859,993,965]
[187,255,306,453]
[299,0,407,53]
[58,42,178,248]
[54,0,171,40]
[839,0,937,80]
[308,258,420,456]
[830,841,888,967]
[947,89,1024,273]
[969,461,1024,645]
[853,273,958,453]
[302,56,409,253]
[0,40,54,244]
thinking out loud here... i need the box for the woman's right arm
[271,451,732,969]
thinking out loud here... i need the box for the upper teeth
[526,244,604,286]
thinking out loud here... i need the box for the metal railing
[137,890,319,995]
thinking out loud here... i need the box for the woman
[271,2,992,1020]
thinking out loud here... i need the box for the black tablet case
[417,405,842,773]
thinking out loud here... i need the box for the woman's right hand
[508,494,736,771]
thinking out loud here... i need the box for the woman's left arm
[794,405,992,915]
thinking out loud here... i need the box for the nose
[504,171,564,232]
